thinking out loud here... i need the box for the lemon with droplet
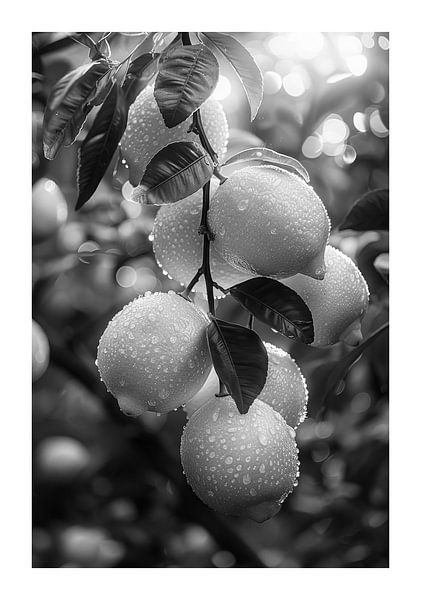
[97,291,212,415]
[184,343,307,428]
[208,166,330,279]
[282,245,370,346]
[32,178,68,243]
[181,396,299,522]
[32,320,50,382]
[258,343,308,428]
[120,85,229,188]
[153,179,250,296]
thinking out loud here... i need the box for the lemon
[184,343,307,428]
[208,166,330,279]
[282,245,370,346]
[97,291,212,415]
[181,395,299,522]
[120,85,229,188]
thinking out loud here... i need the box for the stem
[181,267,203,298]
[248,314,254,330]
[181,32,191,45]
[200,181,215,315]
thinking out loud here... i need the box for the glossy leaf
[154,44,219,128]
[339,189,389,231]
[122,53,158,106]
[222,147,310,182]
[206,316,268,414]
[76,84,128,210]
[131,141,213,204]
[43,60,112,160]
[199,32,263,121]
[229,277,314,344]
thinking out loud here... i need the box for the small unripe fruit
[152,179,250,296]
[120,85,229,187]
[32,320,50,382]
[208,166,330,280]
[97,291,212,415]
[32,178,68,242]
[181,396,299,522]
[36,436,90,481]
[282,245,370,346]
[185,343,307,429]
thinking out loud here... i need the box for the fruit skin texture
[32,320,50,382]
[120,85,228,189]
[181,396,299,522]
[152,179,250,296]
[282,245,370,346]
[32,178,68,242]
[258,343,308,428]
[97,291,212,415]
[208,166,330,280]
[184,343,308,429]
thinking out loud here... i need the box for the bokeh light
[353,111,368,132]
[302,134,323,159]
[212,75,232,101]
[263,71,283,95]
[322,116,349,144]
[369,109,389,138]
[283,71,306,97]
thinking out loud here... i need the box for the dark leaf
[339,189,389,231]
[154,44,219,127]
[319,322,389,416]
[206,316,268,414]
[43,60,113,160]
[199,32,263,121]
[122,53,158,106]
[229,277,314,344]
[76,84,128,210]
[222,147,309,182]
[132,141,213,204]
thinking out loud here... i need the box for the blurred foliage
[32,31,388,568]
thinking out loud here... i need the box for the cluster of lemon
[97,88,369,522]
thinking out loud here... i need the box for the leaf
[199,32,263,121]
[318,322,389,416]
[229,277,314,344]
[122,53,158,106]
[131,141,213,204]
[43,60,113,160]
[76,84,128,210]
[222,147,310,182]
[206,316,268,414]
[154,44,219,128]
[339,189,389,231]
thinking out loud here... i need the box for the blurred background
[32,32,389,568]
